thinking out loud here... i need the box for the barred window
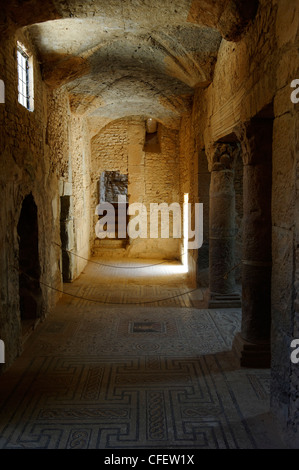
[17,44,34,111]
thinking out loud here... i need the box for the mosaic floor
[0,258,285,449]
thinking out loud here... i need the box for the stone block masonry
[91,118,181,260]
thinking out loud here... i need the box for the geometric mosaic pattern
[0,354,264,449]
[0,259,285,449]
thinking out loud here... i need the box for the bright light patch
[183,193,189,270]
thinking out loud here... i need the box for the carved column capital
[211,142,241,171]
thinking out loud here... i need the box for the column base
[208,292,242,309]
[232,332,271,368]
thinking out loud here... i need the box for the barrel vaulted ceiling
[2,0,258,127]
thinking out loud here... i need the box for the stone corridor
[0,0,299,450]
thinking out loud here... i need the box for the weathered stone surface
[26,6,222,123]
[217,0,259,41]
[209,168,236,295]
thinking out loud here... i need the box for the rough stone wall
[91,119,130,179]
[69,115,92,277]
[139,123,180,259]
[47,88,70,179]
[144,125,180,206]
[0,28,70,371]
[47,88,72,284]
[271,0,299,445]
[203,0,278,153]
[90,118,180,259]
[189,0,299,446]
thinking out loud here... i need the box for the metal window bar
[17,47,30,109]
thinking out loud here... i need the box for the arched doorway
[17,194,43,338]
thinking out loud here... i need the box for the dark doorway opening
[17,194,43,340]
[60,195,74,283]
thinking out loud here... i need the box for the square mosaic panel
[129,321,166,333]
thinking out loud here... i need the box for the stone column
[208,144,241,308]
[233,119,273,367]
